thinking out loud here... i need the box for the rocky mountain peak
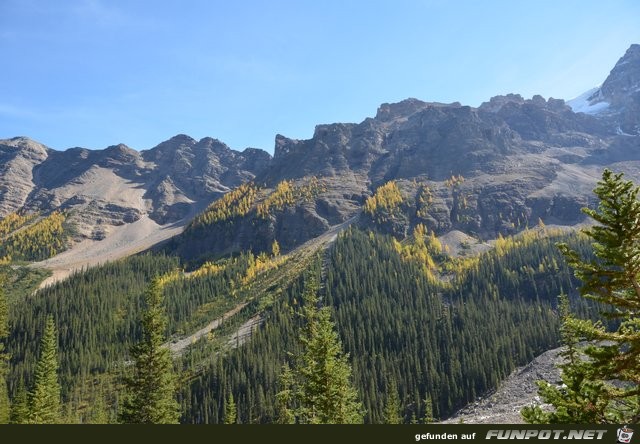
[143,134,197,162]
[196,137,231,154]
[2,136,50,158]
[601,43,640,104]
[479,94,526,112]
[102,143,139,162]
[568,44,640,135]
[375,98,432,122]
[273,134,303,159]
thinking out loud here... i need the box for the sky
[1,1,639,153]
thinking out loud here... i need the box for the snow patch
[567,87,610,115]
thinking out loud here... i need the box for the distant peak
[105,143,133,152]
[375,98,430,122]
[0,136,49,155]
[103,143,137,159]
[167,134,197,144]
[599,43,640,103]
[479,94,525,112]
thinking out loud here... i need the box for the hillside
[0,44,638,424]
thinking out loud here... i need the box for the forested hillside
[0,218,596,423]
[181,227,595,423]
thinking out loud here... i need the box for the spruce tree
[275,363,295,424]
[10,379,29,424]
[383,379,402,424]
[120,277,180,424]
[277,272,363,424]
[0,283,9,423]
[523,169,640,423]
[28,316,62,424]
[224,392,237,424]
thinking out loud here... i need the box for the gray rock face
[0,137,49,216]
[0,135,271,240]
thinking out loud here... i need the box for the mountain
[2,44,638,425]
[568,44,640,135]
[1,44,639,271]
[0,135,270,279]
[171,44,639,259]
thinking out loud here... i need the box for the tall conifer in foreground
[120,277,179,424]
[277,272,363,424]
[523,169,640,423]
[28,316,62,424]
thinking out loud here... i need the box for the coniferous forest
[0,213,600,423]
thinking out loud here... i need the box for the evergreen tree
[28,316,62,424]
[523,169,640,423]
[89,390,111,424]
[120,277,180,424]
[277,273,363,424]
[10,379,29,424]
[383,379,402,424]
[224,392,237,424]
[423,396,434,424]
[522,294,608,423]
[0,283,9,423]
[275,363,295,424]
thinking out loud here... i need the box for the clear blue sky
[1,0,639,153]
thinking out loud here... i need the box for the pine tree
[523,169,640,423]
[0,283,9,423]
[120,277,180,424]
[28,316,62,424]
[276,273,363,424]
[224,392,237,424]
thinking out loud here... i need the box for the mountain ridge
[1,44,639,273]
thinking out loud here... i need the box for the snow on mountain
[567,87,610,114]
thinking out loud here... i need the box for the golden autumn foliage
[154,269,183,287]
[190,261,225,279]
[257,177,325,219]
[390,224,446,285]
[242,252,286,285]
[493,226,565,257]
[444,174,465,188]
[415,184,434,219]
[190,183,259,228]
[364,181,404,224]
[0,211,67,261]
[0,212,36,239]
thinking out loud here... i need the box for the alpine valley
[0,44,639,424]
